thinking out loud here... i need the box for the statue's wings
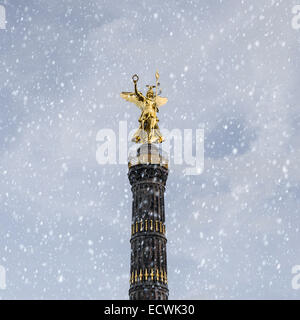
[156,96,168,108]
[120,92,144,110]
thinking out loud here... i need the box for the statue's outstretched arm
[132,75,144,101]
[134,83,140,96]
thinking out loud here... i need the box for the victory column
[121,72,170,300]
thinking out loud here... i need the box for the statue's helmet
[146,85,155,98]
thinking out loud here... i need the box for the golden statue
[121,71,168,144]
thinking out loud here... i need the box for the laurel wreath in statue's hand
[132,74,139,84]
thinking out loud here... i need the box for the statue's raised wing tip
[120,92,143,110]
[120,92,134,100]
[156,96,168,107]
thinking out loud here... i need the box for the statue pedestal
[128,144,168,169]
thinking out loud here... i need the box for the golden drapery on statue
[120,71,168,144]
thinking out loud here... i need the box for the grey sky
[0,0,300,299]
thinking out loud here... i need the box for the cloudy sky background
[1,0,300,299]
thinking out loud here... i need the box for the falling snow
[0,0,300,300]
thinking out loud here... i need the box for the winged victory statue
[120,71,168,144]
